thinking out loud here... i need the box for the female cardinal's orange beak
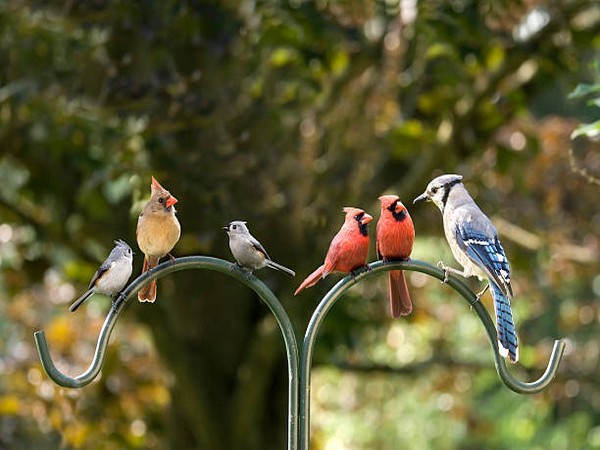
[166,196,178,208]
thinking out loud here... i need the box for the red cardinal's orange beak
[166,195,178,208]
[361,213,373,224]
[394,202,405,214]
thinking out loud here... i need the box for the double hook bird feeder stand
[34,256,566,450]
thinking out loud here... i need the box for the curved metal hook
[298,259,565,449]
[34,256,299,450]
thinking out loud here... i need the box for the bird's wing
[88,260,114,289]
[455,222,512,297]
[248,235,271,260]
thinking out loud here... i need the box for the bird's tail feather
[388,270,412,318]
[266,260,296,277]
[294,265,326,296]
[490,282,519,363]
[138,256,158,303]
[69,289,94,312]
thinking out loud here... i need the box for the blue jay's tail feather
[489,282,519,363]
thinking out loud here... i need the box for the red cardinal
[294,207,372,296]
[136,177,181,302]
[376,195,415,318]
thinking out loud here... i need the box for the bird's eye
[431,187,438,194]
[232,225,237,230]
[158,197,165,204]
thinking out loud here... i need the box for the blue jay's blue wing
[455,221,518,363]
[456,225,513,298]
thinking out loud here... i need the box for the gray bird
[223,221,295,277]
[70,239,134,312]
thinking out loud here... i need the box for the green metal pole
[34,256,299,450]
[298,259,565,450]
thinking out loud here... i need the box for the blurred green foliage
[0,0,599,449]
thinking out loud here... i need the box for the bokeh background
[1,1,599,449]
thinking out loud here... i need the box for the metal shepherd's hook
[298,260,566,450]
[35,257,565,450]
[34,256,300,450]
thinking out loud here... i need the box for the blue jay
[224,221,295,277]
[414,174,518,363]
[70,240,134,312]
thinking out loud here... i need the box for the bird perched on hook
[136,176,181,302]
[69,240,134,312]
[294,207,372,296]
[224,221,295,277]
[414,174,519,363]
[376,195,415,318]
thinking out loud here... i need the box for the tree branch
[325,356,600,387]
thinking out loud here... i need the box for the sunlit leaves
[570,64,600,139]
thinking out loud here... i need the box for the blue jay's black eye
[431,187,439,194]
[232,224,237,230]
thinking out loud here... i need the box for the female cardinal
[136,176,181,302]
[376,195,415,318]
[294,207,372,296]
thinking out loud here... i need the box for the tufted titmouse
[70,239,134,312]
[223,221,295,277]
[136,176,181,302]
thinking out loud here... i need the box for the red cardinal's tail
[294,265,326,296]
[388,270,412,318]
[138,256,158,302]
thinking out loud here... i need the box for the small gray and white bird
[414,174,519,363]
[69,239,134,312]
[223,221,295,277]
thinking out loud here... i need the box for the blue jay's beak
[413,192,429,204]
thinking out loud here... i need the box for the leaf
[270,47,298,68]
[567,83,600,99]
[570,120,600,139]
[425,43,454,60]
[486,44,505,72]
[0,395,21,415]
[330,49,349,76]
